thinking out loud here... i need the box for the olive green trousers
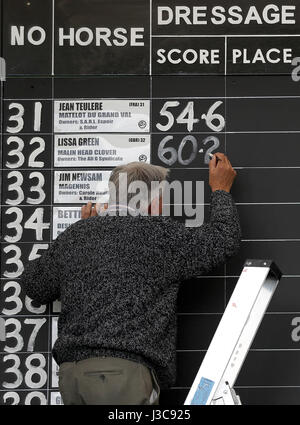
[58,356,161,405]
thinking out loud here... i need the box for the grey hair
[108,162,169,210]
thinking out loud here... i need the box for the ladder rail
[184,259,282,405]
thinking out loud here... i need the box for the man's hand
[81,202,98,219]
[209,153,237,193]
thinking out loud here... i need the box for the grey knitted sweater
[22,190,241,389]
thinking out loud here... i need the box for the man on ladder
[21,154,241,405]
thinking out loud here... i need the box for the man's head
[108,162,169,215]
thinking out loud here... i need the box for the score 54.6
[156,100,225,133]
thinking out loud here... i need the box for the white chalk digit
[27,172,46,204]
[3,391,20,405]
[24,318,47,352]
[176,101,199,132]
[158,135,177,166]
[28,137,45,167]
[2,354,23,389]
[156,101,179,132]
[201,101,225,132]
[25,296,47,315]
[3,245,24,278]
[29,244,49,261]
[6,171,24,205]
[24,208,50,240]
[2,281,23,315]
[25,391,47,405]
[4,207,23,243]
[6,103,25,134]
[25,354,47,389]
[5,136,25,168]
[4,318,24,353]
[203,136,220,164]
[177,135,198,165]
[33,102,42,132]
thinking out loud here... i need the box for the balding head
[108,162,169,214]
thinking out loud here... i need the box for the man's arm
[168,153,241,281]
[20,233,66,305]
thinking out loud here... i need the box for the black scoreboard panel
[1,0,300,405]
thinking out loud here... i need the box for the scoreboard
[1,0,300,405]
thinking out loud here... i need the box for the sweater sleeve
[20,233,66,305]
[168,190,241,281]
